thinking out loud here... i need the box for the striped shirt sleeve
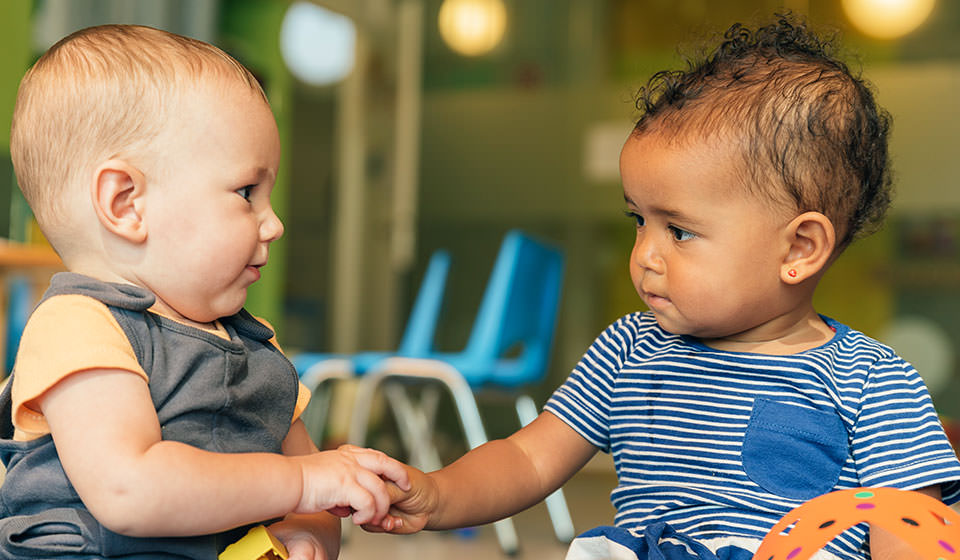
[545,314,640,452]
[851,352,960,503]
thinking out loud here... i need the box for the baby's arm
[868,484,940,560]
[379,411,597,533]
[41,368,409,537]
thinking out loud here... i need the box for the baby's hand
[268,517,332,560]
[363,464,437,534]
[293,444,410,525]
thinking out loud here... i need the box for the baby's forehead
[626,125,801,211]
[144,75,270,138]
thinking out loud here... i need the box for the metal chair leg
[383,383,443,471]
[349,358,520,555]
[347,367,379,448]
[298,359,354,445]
[515,395,576,544]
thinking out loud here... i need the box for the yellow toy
[754,487,960,560]
[219,525,288,560]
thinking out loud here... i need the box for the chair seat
[407,352,542,388]
[292,351,394,377]
[294,351,543,393]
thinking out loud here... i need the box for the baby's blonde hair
[10,24,266,242]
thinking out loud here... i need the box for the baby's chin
[649,313,725,341]
[649,312,688,335]
[173,301,245,327]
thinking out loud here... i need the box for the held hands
[363,463,438,534]
[293,444,411,526]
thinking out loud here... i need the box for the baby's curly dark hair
[633,13,892,251]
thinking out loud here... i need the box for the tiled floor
[340,466,618,559]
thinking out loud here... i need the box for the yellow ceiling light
[438,0,507,56]
[842,0,936,40]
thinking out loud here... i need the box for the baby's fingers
[347,467,394,525]
[338,444,411,491]
[362,513,404,533]
[386,479,408,504]
[328,505,353,518]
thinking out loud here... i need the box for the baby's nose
[260,209,284,242]
[633,234,664,273]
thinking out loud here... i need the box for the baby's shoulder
[820,318,903,365]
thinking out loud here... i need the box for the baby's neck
[66,265,224,334]
[147,301,222,334]
[699,312,835,355]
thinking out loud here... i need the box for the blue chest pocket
[741,398,848,500]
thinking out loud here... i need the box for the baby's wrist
[421,473,444,529]
[290,457,312,513]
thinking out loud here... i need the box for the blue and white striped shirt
[545,312,960,560]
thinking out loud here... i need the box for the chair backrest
[397,250,451,356]
[462,230,564,387]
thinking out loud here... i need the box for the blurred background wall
[1,0,958,433]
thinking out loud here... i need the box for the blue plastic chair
[290,250,451,443]
[348,230,573,554]
[5,276,33,376]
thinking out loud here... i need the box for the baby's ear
[780,211,836,284]
[91,159,147,243]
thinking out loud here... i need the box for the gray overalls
[0,273,300,559]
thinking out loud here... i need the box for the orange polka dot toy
[754,487,959,560]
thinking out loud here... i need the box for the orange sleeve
[12,294,147,440]
[293,382,312,422]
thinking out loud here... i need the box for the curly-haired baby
[372,14,960,560]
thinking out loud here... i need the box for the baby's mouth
[641,289,670,310]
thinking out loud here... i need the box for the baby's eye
[236,186,254,200]
[623,210,644,227]
[669,225,695,241]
